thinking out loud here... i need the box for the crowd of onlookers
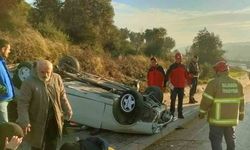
[147,53,245,150]
[147,52,200,119]
[1,37,246,150]
[0,39,114,150]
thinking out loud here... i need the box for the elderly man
[17,60,73,150]
[0,39,14,123]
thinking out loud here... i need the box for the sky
[25,0,250,48]
[112,0,250,48]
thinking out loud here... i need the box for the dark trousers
[32,116,59,150]
[7,100,18,122]
[189,77,198,100]
[170,88,184,115]
[209,125,236,150]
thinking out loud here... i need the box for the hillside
[0,1,173,90]
[177,42,250,61]
[223,42,250,61]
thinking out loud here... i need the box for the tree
[120,28,130,40]
[0,0,29,31]
[190,28,225,65]
[129,32,144,53]
[61,0,115,47]
[143,27,175,57]
[30,0,63,25]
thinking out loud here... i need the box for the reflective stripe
[203,92,214,100]
[199,109,206,113]
[239,97,244,100]
[214,98,241,104]
[213,98,241,120]
[209,118,238,126]
[215,103,221,120]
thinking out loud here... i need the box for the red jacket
[147,65,165,89]
[166,63,189,88]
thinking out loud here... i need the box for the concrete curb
[121,105,200,150]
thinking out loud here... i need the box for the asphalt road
[145,85,250,150]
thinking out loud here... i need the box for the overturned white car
[13,56,173,134]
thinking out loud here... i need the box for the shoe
[189,98,198,104]
[178,114,184,119]
[192,98,198,103]
[189,101,196,104]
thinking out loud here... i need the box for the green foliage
[30,0,63,25]
[36,20,69,42]
[120,28,130,40]
[129,32,144,54]
[0,0,29,31]
[199,63,214,79]
[109,27,175,57]
[229,67,246,78]
[143,27,175,58]
[190,28,225,65]
[61,0,115,46]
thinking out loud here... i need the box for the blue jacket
[0,57,14,101]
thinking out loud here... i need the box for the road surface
[145,85,250,150]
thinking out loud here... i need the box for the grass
[229,67,247,78]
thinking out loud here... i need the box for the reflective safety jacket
[199,72,245,126]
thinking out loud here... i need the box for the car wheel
[144,86,163,103]
[12,62,33,89]
[113,90,143,125]
[58,55,80,73]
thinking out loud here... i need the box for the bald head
[36,60,53,82]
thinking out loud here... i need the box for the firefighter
[147,56,165,91]
[166,52,189,119]
[199,60,245,150]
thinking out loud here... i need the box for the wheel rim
[120,94,136,113]
[18,66,31,81]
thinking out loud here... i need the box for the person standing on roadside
[17,60,73,150]
[147,56,166,92]
[0,39,14,123]
[188,55,200,103]
[165,52,189,119]
[199,60,245,150]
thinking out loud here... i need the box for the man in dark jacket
[166,52,189,119]
[188,55,200,103]
[0,39,14,123]
[147,57,165,91]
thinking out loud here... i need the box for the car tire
[58,55,80,73]
[144,86,163,103]
[113,90,143,125]
[12,62,33,89]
